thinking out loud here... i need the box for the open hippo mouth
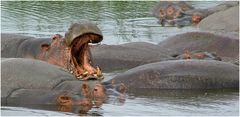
[69,34,103,80]
[65,21,104,80]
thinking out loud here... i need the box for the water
[1,1,221,45]
[1,1,238,116]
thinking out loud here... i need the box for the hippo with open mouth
[1,21,104,80]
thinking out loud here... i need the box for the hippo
[157,32,239,64]
[172,50,222,61]
[1,58,126,114]
[1,21,104,80]
[152,1,239,27]
[109,60,239,91]
[198,5,239,32]
[1,34,173,73]
[152,1,194,27]
[91,42,173,72]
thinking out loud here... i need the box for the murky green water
[1,1,221,44]
[1,1,239,116]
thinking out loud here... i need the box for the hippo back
[1,58,74,104]
[111,60,239,90]
[1,33,51,58]
[158,32,239,58]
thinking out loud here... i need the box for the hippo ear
[40,43,50,52]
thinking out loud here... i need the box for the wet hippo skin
[110,60,239,91]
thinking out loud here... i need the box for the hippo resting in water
[109,60,239,91]
[91,42,173,72]
[158,31,239,65]
[1,21,104,80]
[1,58,126,114]
[151,1,239,27]
[1,33,174,73]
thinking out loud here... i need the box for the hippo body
[1,58,78,104]
[1,58,126,113]
[158,32,239,64]
[110,60,239,91]
[199,6,239,32]
[1,33,50,58]
[1,58,108,113]
[91,42,173,72]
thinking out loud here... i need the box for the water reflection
[101,89,239,116]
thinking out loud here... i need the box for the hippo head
[159,5,183,20]
[64,21,104,80]
[156,1,194,27]
[173,50,222,61]
[65,21,103,46]
[56,83,106,114]
[38,21,103,80]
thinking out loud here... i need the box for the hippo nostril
[94,88,98,91]
[56,95,72,106]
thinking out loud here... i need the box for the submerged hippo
[172,50,222,61]
[1,21,103,80]
[158,32,239,64]
[152,1,239,27]
[1,58,126,114]
[109,60,239,91]
[152,1,194,27]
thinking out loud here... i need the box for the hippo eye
[159,9,165,17]
[166,6,175,15]
[94,88,98,91]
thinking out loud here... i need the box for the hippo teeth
[68,34,104,80]
[77,76,83,79]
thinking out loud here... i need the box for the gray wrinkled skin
[110,60,239,91]
[91,42,173,72]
